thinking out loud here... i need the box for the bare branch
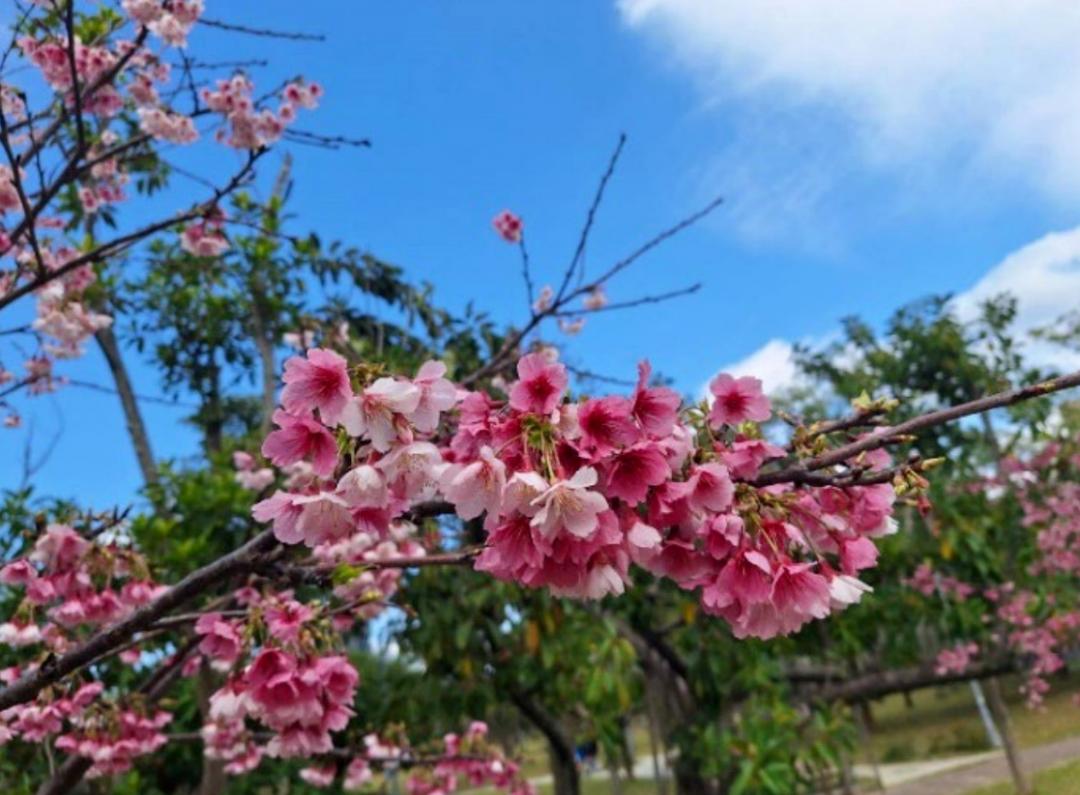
[552,283,701,316]
[756,370,1080,486]
[559,133,626,299]
[197,18,326,42]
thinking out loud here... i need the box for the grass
[861,672,1080,763]
[962,757,1080,795]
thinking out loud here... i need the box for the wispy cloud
[618,1,1080,242]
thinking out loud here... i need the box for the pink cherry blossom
[492,210,523,243]
[508,353,567,415]
[530,467,609,539]
[707,373,771,427]
[281,348,354,426]
[261,410,339,478]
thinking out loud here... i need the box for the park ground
[471,670,1080,794]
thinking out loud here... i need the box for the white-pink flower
[530,467,609,539]
[440,447,507,528]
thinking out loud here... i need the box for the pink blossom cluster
[180,209,229,257]
[294,724,533,794]
[193,587,365,768]
[200,75,322,149]
[17,36,116,96]
[122,0,204,48]
[422,720,534,795]
[0,680,101,750]
[138,106,199,144]
[233,450,275,491]
[201,649,358,767]
[78,134,132,213]
[905,562,974,600]
[0,524,166,648]
[492,210,523,243]
[253,348,898,640]
[934,642,978,676]
[31,261,112,358]
[56,705,172,778]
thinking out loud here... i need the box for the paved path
[881,734,1080,794]
[518,734,1080,793]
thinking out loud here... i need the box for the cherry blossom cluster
[0,523,166,647]
[55,702,173,778]
[905,562,974,601]
[252,347,899,640]
[201,75,322,149]
[294,723,533,795]
[903,440,1080,707]
[0,525,175,761]
[194,587,364,768]
[122,0,205,48]
[0,680,100,754]
[180,207,230,257]
[2,1,325,430]
[934,642,978,676]
[31,258,112,359]
[17,36,119,114]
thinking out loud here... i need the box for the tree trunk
[508,688,580,795]
[644,684,670,795]
[96,326,157,487]
[196,662,227,795]
[251,304,277,438]
[985,676,1030,795]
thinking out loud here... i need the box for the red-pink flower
[631,361,680,437]
[252,491,305,544]
[195,613,243,669]
[493,210,523,243]
[686,463,734,513]
[265,599,315,644]
[340,378,421,452]
[770,563,830,623]
[281,348,354,426]
[261,410,338,478]
[707,373,771,427]
[578,396,640,457]
[299,764,336,788]
[604,444,669,505]
[508,353,568,415]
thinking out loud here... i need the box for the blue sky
[5,1,1080,508]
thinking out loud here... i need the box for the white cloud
[723,338,799,395]
[717,226,1080,394]
[618,1,1080,211]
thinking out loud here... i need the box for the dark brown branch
[62,0,86,152]
[0,106,47,274]
[798,656,1015,704]
[755,370,1080,487]
[590,195,724,288]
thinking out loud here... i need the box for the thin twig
[560,133,626,298]
[198,18,326,42]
